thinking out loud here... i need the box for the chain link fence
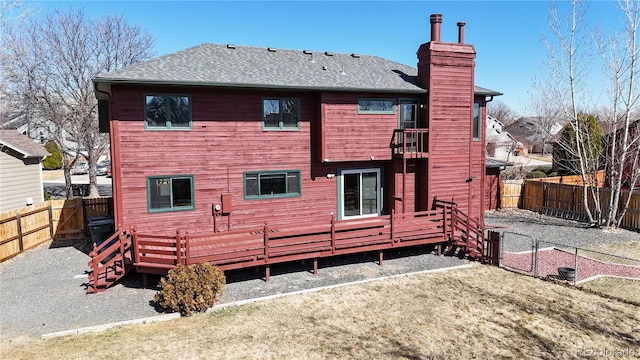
[495,232,640,305]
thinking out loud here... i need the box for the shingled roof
[0,130,49,158]
[93,43,501,96]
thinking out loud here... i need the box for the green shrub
[526,171,547,179]
[547,172,558,177]
[154,261,226,316]
[42,141,63,170]
[532,166,552,174]
[43,189,51,200]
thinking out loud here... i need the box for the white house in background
[486,115,523,160]
[0,130,50,212]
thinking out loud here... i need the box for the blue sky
[27,1,623,115]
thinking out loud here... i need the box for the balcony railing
[391,129,429,158]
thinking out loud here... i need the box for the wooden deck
[131,209,449,278]
[87,201,490,292]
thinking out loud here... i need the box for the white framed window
[339,168,382,219]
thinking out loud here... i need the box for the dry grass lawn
[574,240,640,304]
[4,265,639,360]
[41,170,63,181]
[580,277,640,304]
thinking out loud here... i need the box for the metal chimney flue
[430,14,442,42]
[457,21,466,43]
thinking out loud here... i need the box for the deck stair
[435,199,486,261]
[86,228,134,294]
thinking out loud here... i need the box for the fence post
[390,209,395,243]
[330,215,335,254]
[47,204,55,241]
[184,230,191,266]
[132,227,139,264]
[574,247,578,286]
[533,238,539,278]
[175,230,182,266]
[264,223,269,260]
[16,212,23,253]
[82,198,88,237]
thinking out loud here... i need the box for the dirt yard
[5,265,639,359]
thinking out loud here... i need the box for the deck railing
[131,209,448,274]
[391,128,429,158]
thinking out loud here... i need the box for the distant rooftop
[94,43,502,96]
[0,130,49,158]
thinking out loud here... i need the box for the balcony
[391,129,429,159]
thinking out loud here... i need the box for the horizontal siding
[0,152,43,212]
[110,86,408,234]
[321,93,419,162]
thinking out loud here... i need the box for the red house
[89,14,502,292]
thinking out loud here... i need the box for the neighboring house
[486,115,522,160]
[603,119,640,188]
[93,15,501,239]
[506,117,563,155]
[0,130,49,213]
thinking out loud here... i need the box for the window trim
[357,98,396,114]
[337,168,383,220]
[261,97,301,131]
[244,170,302,199]
[146,175,195,213]
[144,93,193,131]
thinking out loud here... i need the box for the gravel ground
[485,209,640,252]
[1,209,638,342]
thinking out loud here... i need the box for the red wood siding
[320,93,420,162]
[109,85,407,234]
[419,42,484,221]
[485,168,500,210]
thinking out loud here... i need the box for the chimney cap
[430,13,442,23]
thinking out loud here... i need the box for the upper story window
[147,175,194,213]
[244,170,301,199]
[357,98,395,114]
[262,98,300,130]
[473,101,481,141]
[145,94,192,130]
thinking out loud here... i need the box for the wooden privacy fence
[499,172,605,211]
[522,181,640,230]
[500,180,523,209]
[0,197,113,262]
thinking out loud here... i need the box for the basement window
[262,98,300,130]
[147,175,195,212]
[357,98,395,114]
[244,171,301,199]
[144,94,192,130]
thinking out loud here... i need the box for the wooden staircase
[435,199,487,261]
[86,228,134,294]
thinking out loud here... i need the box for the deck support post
[142,273,148,289]
[378,250,384,266]
[265,265,270,282]
[437,243,442,256]
[313,258,318,275]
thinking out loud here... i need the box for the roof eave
[92,78,427,94]
[0,140,49,159]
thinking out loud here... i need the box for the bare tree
[487,100,518,126]
[597,0,640,228]
[538,0,640,229]
[1,8,154,197]
[537,0,605,224]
